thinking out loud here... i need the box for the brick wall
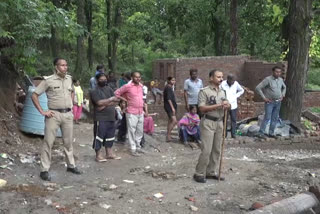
[175,56,251,91]
[153,56,252,91]
[150,56,319,122]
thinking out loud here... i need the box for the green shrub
[308,68,320,86]
[310,107,320,113]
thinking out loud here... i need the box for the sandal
[106,156,121,160]
[95,158,107,162]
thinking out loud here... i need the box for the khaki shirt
[198,85,226,119]
[34,73,73,109]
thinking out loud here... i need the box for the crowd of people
[32,57,286,184]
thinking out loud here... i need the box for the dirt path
[1,122,320,214]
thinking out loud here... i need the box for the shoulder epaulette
[43,75,53,80]
[200,86,209,91]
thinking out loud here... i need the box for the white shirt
[221,80,244,110]
[143,85,148,100]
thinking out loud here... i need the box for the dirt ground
[1,119,320,214]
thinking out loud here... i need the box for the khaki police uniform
[195,85,226,177]
[34,73,75,172]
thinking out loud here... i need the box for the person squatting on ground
[194,69,230,183]
[255,66,286,139]
[150,78,163,104]
[114,71,146,156]
[178,105,201,145]
[90,73,122,162]
[220,74,244,138]
[72,79,84,124]
[31,58,81,181]
[184,68,203,115]
[163,76,178,142]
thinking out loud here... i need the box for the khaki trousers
[126,113,144,152]
[195,119,223,176]
[41,111,75,172]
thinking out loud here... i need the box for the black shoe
[40,171,51,181]
[206,175,225,181]
[268,134,278,139]
[67,167,82,175]
[193,174,206,183]
[257,133,267,139]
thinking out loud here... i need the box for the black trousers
[117,114,127,142]
[228,109,237,137]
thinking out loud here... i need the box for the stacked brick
[237,86,255,120]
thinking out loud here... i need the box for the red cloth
[144,116,154,134]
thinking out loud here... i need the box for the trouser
[41,111,75,172]
[117,114,127,141]
[259,101,281,135]
[72,104,83,120]
[228,109,237,137]
[93,121,115,150]
[180,126,200,142]
[126,113,144,152]
[195,119,223,176]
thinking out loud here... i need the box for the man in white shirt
[221,74,244,138]
[141,79,148,103]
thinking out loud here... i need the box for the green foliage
[0,0,77,75]
[310,107,320,114]
[1,0,319,86]
[303,119,313,131]
[307,68,320,87]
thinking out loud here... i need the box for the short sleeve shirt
[90,86,116,121]
[198,85,226,118]
[184,78,203,105]
[34,73,73,109]
[163,85,177,110]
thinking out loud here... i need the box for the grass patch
[310,107,320,113]
[305,83,320,90]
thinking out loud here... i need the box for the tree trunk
[75,0,87,79]
[106,0,112,73]
[212,16,224,56]
[50,0,60,58]
[229,0,238,55]
[280,0,313,126]
[111,2,121,73]
[85,0,93,70]
[50,25,58,58]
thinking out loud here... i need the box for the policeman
[32,58,81,181]
[194,69,230,183]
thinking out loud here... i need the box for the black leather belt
[50,108,71,113]
[204,114,222,121]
